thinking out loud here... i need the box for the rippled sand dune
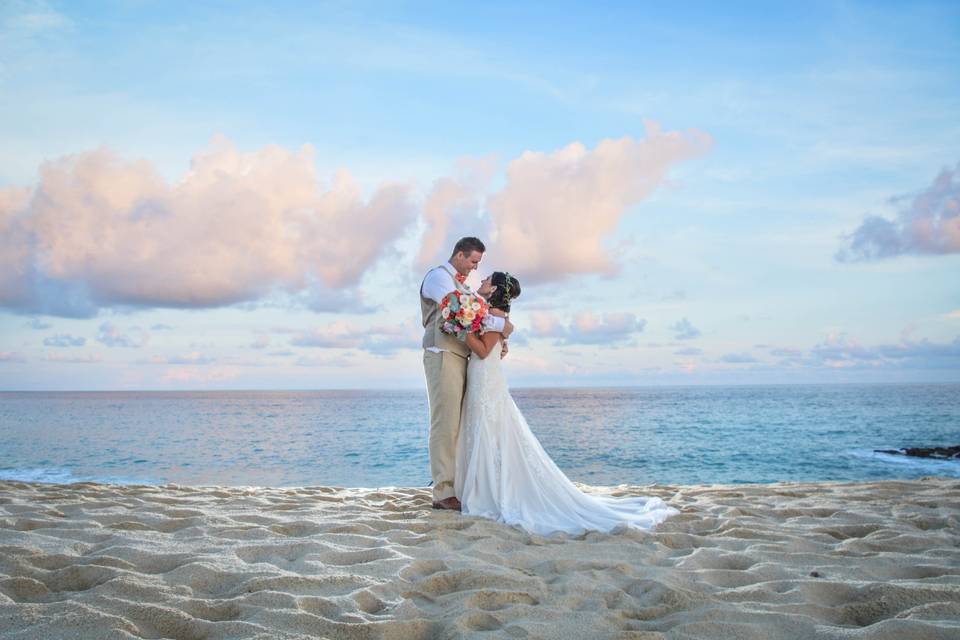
[1,479,958,639]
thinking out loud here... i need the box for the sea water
[0,385,957,487]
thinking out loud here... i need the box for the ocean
[1,385,958,488]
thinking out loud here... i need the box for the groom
[420,237,513,510]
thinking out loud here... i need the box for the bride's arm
[465,331,501,359]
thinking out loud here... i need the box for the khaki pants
[423,350,468,501]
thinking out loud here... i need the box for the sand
[0,479,958,639]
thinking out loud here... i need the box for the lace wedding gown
[454,343,679,536]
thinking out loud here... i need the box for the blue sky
[1,0,958,389]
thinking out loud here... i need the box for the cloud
[674,347,702,356]
[291,322,364,349]
[161,366,241,384]
[416,122,711,283]
[361,322,423,356]
[810,333,960,368]
[296,354,356,367]
[947,310,960,320]
[26,317,52,330]
[285,285,379,314]
[670,317,701,340]
[838,162,960,261]
[810,333,880,363]
[1,2,70,35]
[770,347,803,358]
[0,351,25,362]
[150,323,173,331]
[0,137,416,316]
[96,322,148,348]
[291,320,421,356]
[526,311,646,346]
[45,352,102,364]
[415,156,496,273]
[719,352,758,364]
[146,352,216,365]
[250,334,270,349]
[487,124,711,284]
[42,333,85,347]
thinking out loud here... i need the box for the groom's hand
[502,318,514,339]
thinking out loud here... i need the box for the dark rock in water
[874,445,960,460]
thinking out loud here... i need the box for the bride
[454,272,679,536]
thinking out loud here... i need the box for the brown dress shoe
[431,496,462,511]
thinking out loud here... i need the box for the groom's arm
[421,268,453,304]
[482,313,506,333]
[486,310,513,338]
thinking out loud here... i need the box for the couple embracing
[420,237,678,536]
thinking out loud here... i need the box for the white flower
[471,302,480,311]
[441,307,450,318]
[459,294,470,306]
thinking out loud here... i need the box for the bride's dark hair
[487,272,521,313]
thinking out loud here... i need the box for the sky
[0,0,958,390]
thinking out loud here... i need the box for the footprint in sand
[464,589,539,611]
[319,547,401,566]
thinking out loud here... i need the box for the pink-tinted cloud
[523,311,646,346]
[146,352,216,365]
[96,322,148,348]
[45,353,102,364]
[0,351,25,363]
[786,333,960,370]
[838,161,960,261]
[295,353,357,368]
[291,322,365,349]
[291,320,421,355]
[486,123,711,283]
[810,333,880,362]
[161,366,241,384]
[0,137,416,316]
[416,123,711,282]
[415,156,496,273]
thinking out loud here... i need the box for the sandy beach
[0,478,958,639]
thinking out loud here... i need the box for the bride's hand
[500,340,509,359]
[488,308,506,317]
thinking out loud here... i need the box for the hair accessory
[501,272,514,306]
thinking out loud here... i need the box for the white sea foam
[849,449,960,477]
[0,466,160,485]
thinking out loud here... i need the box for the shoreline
[2,478,959,638]
[2,474,958,491]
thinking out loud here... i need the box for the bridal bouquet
[439,291,489,339]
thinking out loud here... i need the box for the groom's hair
[451,237,486,257]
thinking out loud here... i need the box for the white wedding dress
[454,343,679,536]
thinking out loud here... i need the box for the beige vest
[421,266,471,357]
